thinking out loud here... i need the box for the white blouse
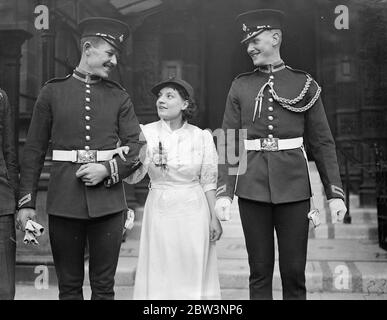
[125,119,218,192]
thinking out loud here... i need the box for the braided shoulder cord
[270,75,313,105]
[280,80,322,113]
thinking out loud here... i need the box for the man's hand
[329,198,347,223]
[114,146,129,161]
[16,208,36,232]
[75,163,109,186]
[214,197,232,221]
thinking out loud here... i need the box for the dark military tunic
[0,89,18,215]
[18,70,145,219]
[217,63,344,204]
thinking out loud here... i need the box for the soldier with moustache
[16,18,145,300]
[214,9,347,300]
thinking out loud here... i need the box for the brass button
[268,116,274,121]
[268,107,274,112]
[268,125,274,130]
[85,106,91,111]
[85,116,91,121]
[86,89,91,94]
[86,125,91,131]
[85,136,91,141]
[269,75,274,79]
[86,97,90,102]
[84,146,90,151]
[268,134,274,138]
[268,98,273,102]
[86,84,90,88]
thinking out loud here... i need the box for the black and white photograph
[0,0,386,308]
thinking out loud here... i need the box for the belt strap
[244,137,303,151]
[52,150,116,163]
[300,145,318,213]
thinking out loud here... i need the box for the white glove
[23,220,45,245]
[328,198,347,224]
[215,197,232,221]
[124,209,135,230]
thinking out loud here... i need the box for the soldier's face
[156,87,188,121]
[85,41,119,78]
[246,31,277,66]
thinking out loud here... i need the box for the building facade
[1,0,386,215]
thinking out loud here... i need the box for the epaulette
[285,65,312,78]
[286,65,321,91]
[103,79,126,91]
[234,69,257,80]
[43,74,72,86]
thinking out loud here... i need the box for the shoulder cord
[270,77,322,113]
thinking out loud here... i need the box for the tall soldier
[215,9,347,300]
[0,89,18,300]
[16,17,145,300]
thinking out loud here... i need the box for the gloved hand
[214,197,232,221]
[328,198,347,223]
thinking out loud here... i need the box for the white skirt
[133,183,221,300]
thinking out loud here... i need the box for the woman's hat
[151,77,194,99]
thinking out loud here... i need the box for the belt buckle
[260,138,279,151]
[76,150,97,163]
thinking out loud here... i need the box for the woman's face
[156,86,188,121]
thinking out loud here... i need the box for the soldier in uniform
[214,9,347,300]
[16,17,145,300]
[0,89,18,300]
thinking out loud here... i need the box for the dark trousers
[49,212,125,300]
[238,198,310,300]
[0,214,16,300]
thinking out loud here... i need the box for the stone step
[217,258,387,294]
[222,221,379,240]
[15,238,387,294]
[128,205,379,241]
[14,284,387,300]
[16,257,387,294]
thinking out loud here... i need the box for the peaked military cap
[78,17,130,50]
[236,9,285,44]
[151,77,194,100]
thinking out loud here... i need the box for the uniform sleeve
[1,90,19,199]
[200,130,218,192]
[216,81,241,200]
[19,85,52,209]
[123,125,149,184]
[104,94,147,187]
[304,81,344,200]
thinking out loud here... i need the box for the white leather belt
[244,137,303,151]
[52,150,116,163]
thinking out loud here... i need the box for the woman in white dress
[126,77,222,300]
